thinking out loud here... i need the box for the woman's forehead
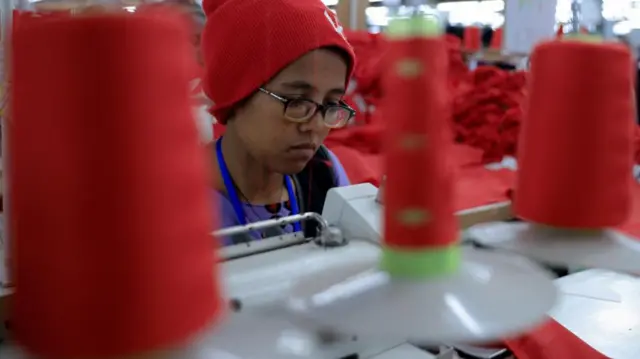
[275,49,348,93]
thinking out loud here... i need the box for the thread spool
[463,26,482,52]
[467,38,640,274]
[516,40,634,228]
[287,15,557,344]
[10,9,220,358]
[381,20,458,278]
[489,27,503,50]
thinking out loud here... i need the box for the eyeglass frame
[258,87,356,129]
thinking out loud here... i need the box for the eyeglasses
[259,88,355,129]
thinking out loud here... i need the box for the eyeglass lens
[285,99,350,127]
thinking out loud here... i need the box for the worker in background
[200,0,355,245]
[171,0,215,143]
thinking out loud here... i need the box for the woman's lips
[288,144,316,158]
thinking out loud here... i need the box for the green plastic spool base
[563,33,604,43]
[380,244,460,279]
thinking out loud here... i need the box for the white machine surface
[467,221,640,274]
[550,269,640,359]
[6,242,638,358]
[0,241,444,359]
[219,240,398,358]
[217,244,640,359]
[219,242,640,359]
[287,245,557,343]
[2,242,640,358]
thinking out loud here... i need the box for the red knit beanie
[201,0,356,123]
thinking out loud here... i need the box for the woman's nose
[298,110,326,133]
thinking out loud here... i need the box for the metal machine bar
[213,212,327,238]
[212,212,346,248]
[220,231,307,261]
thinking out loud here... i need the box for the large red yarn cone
[383,36,457,250]
[515,41,635,228]
[10,10,221,358]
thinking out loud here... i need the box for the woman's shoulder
[323,147,350,186]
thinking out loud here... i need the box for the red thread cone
[490,28,503,50]
[383,37,457,249]
[10,10,221,358]
[515,41,635,227]
[463,26,482,52]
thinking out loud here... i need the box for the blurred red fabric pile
[326,31,524,210]
[337,30,530,165]
[332,30,640,181]
[451,66,526,163]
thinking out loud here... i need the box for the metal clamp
[212,212,347,248]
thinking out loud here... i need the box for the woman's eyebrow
[281,81,314,91]
[328,88,346,96]
[281,81,345,95]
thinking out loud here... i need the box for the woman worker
[200,0,357,244]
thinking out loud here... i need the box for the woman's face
[231,48,348,175]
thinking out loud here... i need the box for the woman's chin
[276,159,311,176]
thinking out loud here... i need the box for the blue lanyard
[215,138,301,232]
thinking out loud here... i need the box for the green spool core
[563,33,604,43]
[380,244,460,279]
[387,16,442,38]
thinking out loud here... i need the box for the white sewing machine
[212,183,640,359]
[2,183,640,359]
[204,183,516,359]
